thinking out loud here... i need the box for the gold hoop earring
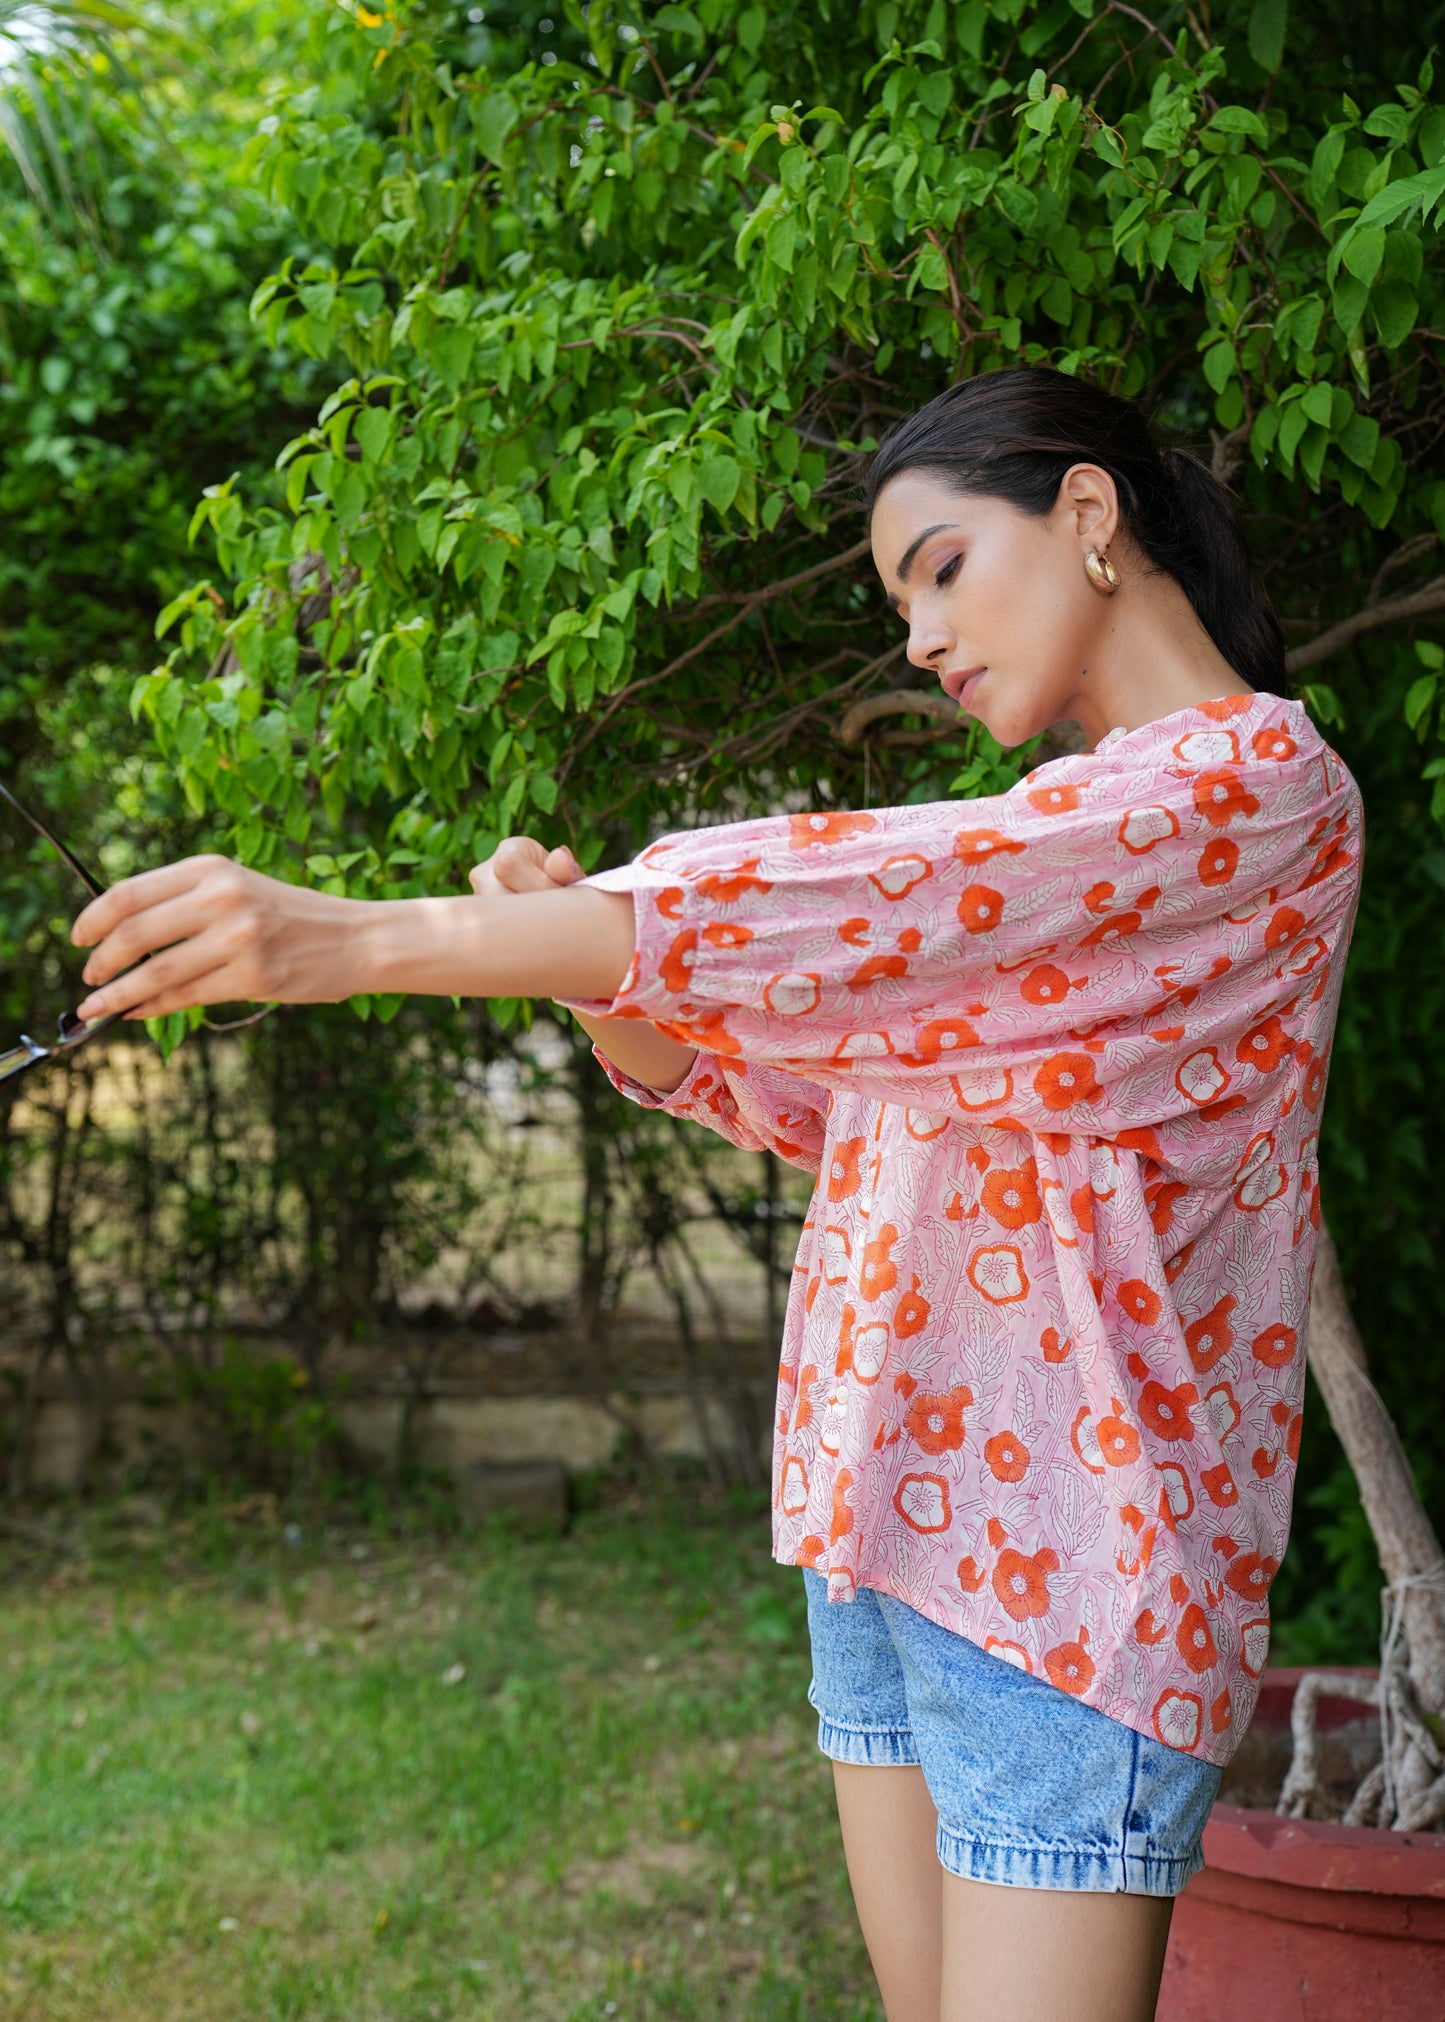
[1084,547,1120,595]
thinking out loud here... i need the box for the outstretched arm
[70,852,638,1026]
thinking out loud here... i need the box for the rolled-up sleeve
[590,1045,828,1175]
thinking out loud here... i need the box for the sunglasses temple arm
[0,778,106,899]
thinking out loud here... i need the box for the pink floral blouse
[571,692,1362,1764]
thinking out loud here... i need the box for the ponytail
[866,368,1285,692]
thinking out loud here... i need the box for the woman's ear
[1059,463,1120,554]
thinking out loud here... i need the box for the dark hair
[866,366,1285,692]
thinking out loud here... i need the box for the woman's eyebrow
[894,522,956,584]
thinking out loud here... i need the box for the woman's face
[869,467,1120,749]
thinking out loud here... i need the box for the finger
[544,846,584,885]
[75,926,240,1024]
[492,837,557,894]
[79,887,227,990]
[468,864,501,896]
[116,966,251,1024]
[71,855,226,949]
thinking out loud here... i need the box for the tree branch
[1284,574,1445,675]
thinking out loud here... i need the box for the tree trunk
[1307,1218,1445,1715]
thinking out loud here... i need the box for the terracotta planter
[1161,1668,1445,2020]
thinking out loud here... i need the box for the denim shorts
[803,1571,1221,1895]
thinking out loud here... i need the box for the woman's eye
[934,554,962,588]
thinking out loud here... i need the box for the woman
[72,367,1362,2022]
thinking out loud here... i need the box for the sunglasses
[0,777,120,1083]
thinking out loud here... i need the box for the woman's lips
[942,666,985,707]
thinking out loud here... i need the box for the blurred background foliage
[0,0,1442,1665]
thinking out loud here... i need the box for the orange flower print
[1156,1460,1194,1530]
[1303,1046,1329,1111]
[851,1321,890,1383]
[1118,805,1181,854]
[789,809,880,850]
[827,1138,866,1202]
[957,1554,987,1593]
[1175,1046,1230,1106]
[1225,1552,1278,1604]
[659,928,698,992]
[1211,1688,1233,1736]
[696,858,771,902]
[859,1224,900,1303]
[992,1545,1060,1621]
[953,827,1026,864]
[1251,1323,1297,1369]
[981,1158,1042,1229]
[780,1454,809,1514]
[893,1472,952,1533]
[1041,1326,1072,1363]
[656,886,685,919]
[1240,1618,1272,1678]
[1197,693,1254,721]
[1200,1462,1239,1508]
[1117,1279,1162,1326]
[1252,724,1298,762]
[1096,1403,1141,1468]
[1265,904,1307,950]
[848,953,909,990]
[1044,1631,1095,1696]
[905,1383,973,1455]
[829,1468,856,1545]
[1193,767,1261,828]
[1198,838,1239,887]
[763,971,822,1017]
[903,1016,980,1063]
[1020,962,1074,1006]
[957,885,1005,935]
[1236,1013,1292,1072]
[984,1429,1030,1481]
[894,1276,931,1337]
[1026,781,1080,815]
[1139,1378,1198,1443]
[967,1244,1029,1305]
[868,853,933,900]
[1175,1602,1219,1675]
[702,920,753,949]
[796,1534,825,1568]
[983,1636,1033,1672]
[1152,1688,1203,1752]
[1185,1294,1236,1374]
[1033,1051,1103,1112]
[1071,1405,1107,1475]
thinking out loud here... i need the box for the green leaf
[1405,673,1438,734]
[1206,106,1270,146]
[474,90,518,169]
[698,454,742,515]
[1248,0,1288,72]
[1371,278,1419,349]
[1341,226,1385,287]
[1301,682,1344,729]
[1353,161,1445,233]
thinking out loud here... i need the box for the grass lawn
[0,1484,881,2021]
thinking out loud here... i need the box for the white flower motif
[764,971,821,1016]
[967,1245,1028,1304]
[869,853,932,899]
[1240,1618,1271,1677]
[852,1322,890,1382]
[1118,804,1181,853]
[1176,1047,1229,1105]
[893,1472,950,1533]
[1152,1689,1202,1751]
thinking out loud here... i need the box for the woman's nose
[907,612,952,671]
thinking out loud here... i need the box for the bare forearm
[72,856,639,1025]
[352,886,637,1003]
[567,1008,698,1094]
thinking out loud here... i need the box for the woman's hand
[481,835,701,1095]
[71,856,361,1024]
[469,836,585,901]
